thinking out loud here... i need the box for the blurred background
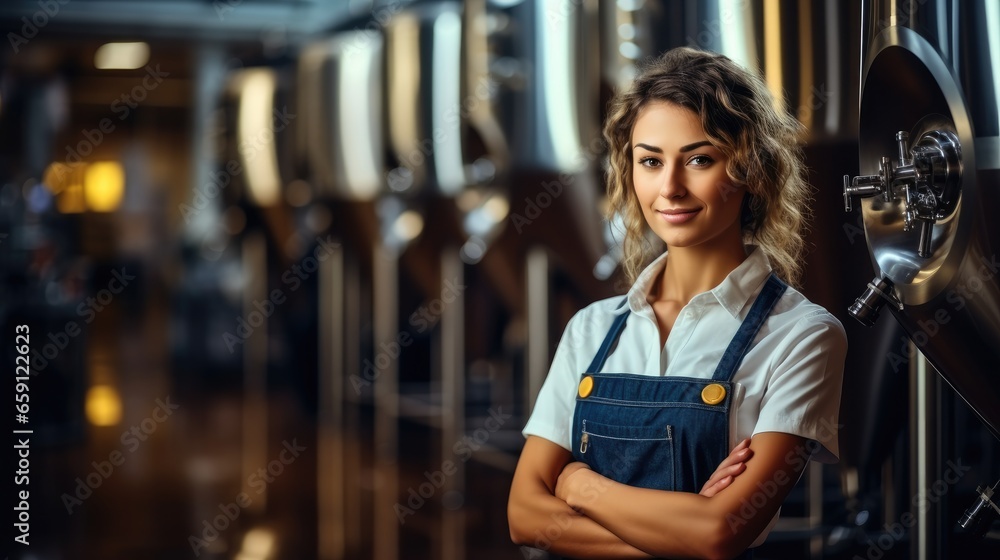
[1,0,999,559]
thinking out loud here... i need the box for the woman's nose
[658,165,686,199]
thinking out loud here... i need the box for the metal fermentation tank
[844,0,1000,441]
[841,0,1000,555]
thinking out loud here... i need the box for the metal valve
[848,276,903,327]
[842,160,890,212]
[842,127,962,258]
[957,480,1000,537]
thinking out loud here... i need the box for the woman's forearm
[509,436,654,558]
[509,482,654,559]
[565,471,728,559]
[561,433,810,559]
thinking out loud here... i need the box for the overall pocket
[577,419,675,490]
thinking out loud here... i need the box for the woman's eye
[638,157,661,168]
[688,155,713,167]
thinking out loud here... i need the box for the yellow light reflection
[58,183,85,213]
[85,385,123,427]
[387,14,421,179]
[46,161,87,213]
[94,42,150,70]
[57,163,87,214]
[43,162,71,194]
[763,0,785,112]
[797,0,814,130]
[237,528,276,559]
[84,161,126,212]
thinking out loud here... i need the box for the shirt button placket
[674,307,699,358]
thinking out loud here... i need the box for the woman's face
[631,101,745,251]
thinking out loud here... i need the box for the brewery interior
[2,0,999,558]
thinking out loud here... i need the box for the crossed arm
[508,432,810,559]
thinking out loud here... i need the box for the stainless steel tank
[384,1,476,197]
[843,0,1000,440]
[297,30,385,201]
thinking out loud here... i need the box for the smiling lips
[656,208,701,224]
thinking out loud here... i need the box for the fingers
[699,438,754,497]
[700,461,747,494]
[700,475,733,498]
[729,437,751,457]
[714,438,753,472]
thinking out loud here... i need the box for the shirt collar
[626,246,774,320]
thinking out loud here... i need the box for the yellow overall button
[701,383,727,405]
[578,376,594,398]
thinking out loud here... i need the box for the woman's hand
[555,461,593,508]
[699,437,753,497]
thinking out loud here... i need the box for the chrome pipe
[372,245,399,560]
[317,241,345,560]
[910,350,946,560]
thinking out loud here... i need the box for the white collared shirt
[523,246,847,462]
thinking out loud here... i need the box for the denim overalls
[569,273,786,559]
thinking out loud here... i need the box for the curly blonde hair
[605,47,811,286]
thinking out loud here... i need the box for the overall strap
[711,273,787,382]
[585,297,630,374]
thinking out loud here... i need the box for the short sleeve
[753,311,848,463]
[521,309,585,451]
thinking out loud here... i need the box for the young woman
[508,47,847,559]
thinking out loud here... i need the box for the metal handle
[843,174,885,212]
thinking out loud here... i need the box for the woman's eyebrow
[633,140,713,153]
[633,142,662,153]
[679,140,712,152]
